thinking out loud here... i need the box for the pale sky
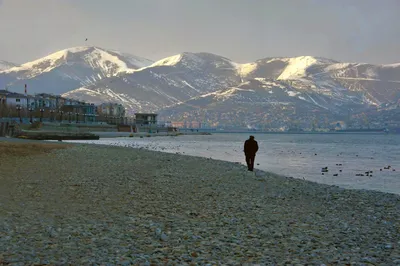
[0,0,399,64]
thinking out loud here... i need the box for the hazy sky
[0,0,399,64]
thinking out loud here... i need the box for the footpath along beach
[0,140,399,265]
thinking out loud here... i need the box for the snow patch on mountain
[232,62,258,77]
[286,90,300,97]
[254,78,287,89]
[277,56,339,80]
[382,63,400,68]
[147,52,207,70]
[108,50,153,69]
[3,46,152,77]
[150,54,183,67]
[215,87,255,99]
[145,52,236,73]
[82,49,130,75]
[5,47,89,74]
[199,87,254,99]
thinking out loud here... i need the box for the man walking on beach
[244,135,258,171]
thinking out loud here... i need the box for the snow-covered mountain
[0,46,153,94]
[158,78,370,128]
[157,56,400,127]
[233,56,338,81]
[234,56,400,106]
[1,47,399,127]
[61,55,351,111]
[0,60,17,71]
[63,52,241,113]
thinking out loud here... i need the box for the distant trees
[0,103,18,118]
[0,102,9,117]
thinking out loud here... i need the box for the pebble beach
[0,141,400,265]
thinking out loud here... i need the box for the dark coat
[244,138,259,155]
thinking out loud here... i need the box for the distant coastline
[178,128,396,135]
[212,131,392,135]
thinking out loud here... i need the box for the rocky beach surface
[0,141,399,265]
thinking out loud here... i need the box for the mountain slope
[158,78,370,128]
[63,53,400,127]
[2,47,399,128]
[157,56,400,128]
[0,46,153,95]
[66,54,400,112]
[0,60,17,71]
[234,56,400,106]
[234,56,338,81]
[63,52,241,113]
[325,63,400,105]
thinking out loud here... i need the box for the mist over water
[66,133,400,195]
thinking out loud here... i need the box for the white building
[0,90,29,107]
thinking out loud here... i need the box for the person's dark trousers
[245,154,255,171]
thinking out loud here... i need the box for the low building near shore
[0,89,136,125]
[0,90,29,107]
[135,113,157,125]
[0,89,99,123]
[134,113,158,133]
[99,103,126,117]
[134,114,177,133]
[61,100,97,123]
[97,103,126,124]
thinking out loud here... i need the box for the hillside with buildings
[0,89,126,125]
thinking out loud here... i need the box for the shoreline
[59,137,400,196]
[101,143,400,196]
[2,138,397,196]
[4,136,399,196]
[1,140,400,264]
[92,131,211,138]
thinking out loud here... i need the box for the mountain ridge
[0,60,18,71]
[0,46,154,95]
[1,46,399,128]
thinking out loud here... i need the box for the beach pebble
[0,143,398,265]
[160,233,168,241]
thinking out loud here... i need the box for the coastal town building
[135,113,158,125]
[0,90,29,107]
[0,89,100,123]
[171,121,203,128]
[171,121,184,128]
[61,101,97,123]
[33,93,70,110]
[134,113,158,132]
[99,103,126,117]
[0,89,172,129]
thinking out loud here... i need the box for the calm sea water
[65,133,400,195]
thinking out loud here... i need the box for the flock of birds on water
[321,165,395,177]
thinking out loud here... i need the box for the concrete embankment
[92,131,211,138]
